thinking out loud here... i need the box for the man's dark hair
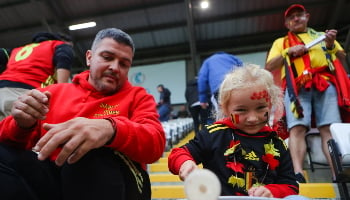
[56,32,72,42]
[157,84,164,89]
[91,28,135,54]
[32,32,72,43]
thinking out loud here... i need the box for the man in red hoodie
[0,28,165,200]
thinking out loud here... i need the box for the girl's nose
[246,112,259,122]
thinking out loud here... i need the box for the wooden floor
[148,130,349,200]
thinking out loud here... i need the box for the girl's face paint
[231,113,240,124]
[250,90,270,103]
[263,111,269,124]
[226,85,271,134]
[264,111,269,119]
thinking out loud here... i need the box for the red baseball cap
[284,4,306,18]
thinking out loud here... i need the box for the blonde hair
[216,64,283,123]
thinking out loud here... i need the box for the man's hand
[11,89,50,128]
[33,117,115,166]
[325,29,337,49]
[288,44,308,57]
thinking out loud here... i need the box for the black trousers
[188,105,209,135]
[0,144,151,200]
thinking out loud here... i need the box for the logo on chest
[94,103,120,117]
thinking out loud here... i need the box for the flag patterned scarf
[281,28,350,122]
[281,30,315,119]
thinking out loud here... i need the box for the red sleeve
[168,146,195,175]
[104,89,166,165]
[265,184,299,198]
[0,116,37,149]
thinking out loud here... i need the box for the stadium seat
[328,123,350,199]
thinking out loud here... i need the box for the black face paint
[262,111,269,125]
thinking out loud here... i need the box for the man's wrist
[15,120,37,130]
[104,117,117,145]
[326,44,338,54]
[326,44,335,50]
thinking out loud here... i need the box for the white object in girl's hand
[184,168,221,200]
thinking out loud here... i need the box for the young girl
[168,64,299,198]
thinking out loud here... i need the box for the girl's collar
[215,117,274,134]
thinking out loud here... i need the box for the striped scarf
[282,28,350,121]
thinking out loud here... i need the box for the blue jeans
[158,104,171,122]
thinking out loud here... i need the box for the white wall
[128,51,268,105]
[237,51,267,68]
[129,60,186,104]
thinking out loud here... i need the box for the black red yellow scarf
[281,28,350,121]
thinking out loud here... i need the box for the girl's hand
[248,186,273,197]
[178,160,198,181]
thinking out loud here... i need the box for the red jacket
[0,70,166,169]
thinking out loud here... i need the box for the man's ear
[86,50,92,67]
[284,20,291,29]
[304,13,310,21]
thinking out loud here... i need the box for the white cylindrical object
[184,168,221,200]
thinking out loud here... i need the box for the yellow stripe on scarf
[281,56,305,80]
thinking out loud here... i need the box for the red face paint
[231,114,240,124]
[250,90,270,103]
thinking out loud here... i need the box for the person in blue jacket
[197,52,243,121]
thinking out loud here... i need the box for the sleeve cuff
[104,117,117,145]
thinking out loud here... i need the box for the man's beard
[91,75,120,95]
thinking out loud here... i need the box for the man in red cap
[283,4,306,19]
[265,4,349,183]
